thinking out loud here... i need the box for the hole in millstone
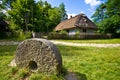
[29,61,38,71]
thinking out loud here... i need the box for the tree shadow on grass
[75,72,87,80]
[64,71,87,80]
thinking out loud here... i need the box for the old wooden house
[55,13,98,35]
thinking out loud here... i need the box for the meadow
[58,45,120,80]
[0,44,120,80]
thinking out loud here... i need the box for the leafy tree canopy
[58,2,68,21]
[91,0,120,36]
[2,0,68,32]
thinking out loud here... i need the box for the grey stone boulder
[15,38,62,74]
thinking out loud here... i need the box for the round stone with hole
[15,38,62,74]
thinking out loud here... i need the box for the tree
[0,11,6,19]
[91,3,107,23]
[58,2,68,21]
[35,1,61,32]
[0,0,6,19]
[106,0,120,17]
[8,0,61,32]
[42,1,52,32]
[3,0,64,32]
[8,0,36,31]
[47,7,61,32]
[91,0,120,36]
[1,0,16,9]
[33,0,45,32]
[98,15,120,34]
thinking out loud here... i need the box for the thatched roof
[55,14,98,31]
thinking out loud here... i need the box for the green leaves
[7,0,67,32]
[91,3,107,23]
[92,0,120,36]
[106,0,120,16]
[59,2,68,21]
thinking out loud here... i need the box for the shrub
[60,30,68,35]
[24,31,32,39]
[75,31,80,36]
[19,30,26,40]
[11,30,32,40]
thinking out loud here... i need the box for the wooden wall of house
[86,29,95,33]
[68,28,96,36]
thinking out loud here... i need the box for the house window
[83,29,86,33]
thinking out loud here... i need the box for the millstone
[15,38,62,74]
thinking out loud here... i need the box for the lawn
[58,45,120,80]
[0,45,120,80]
[55,38,120,44]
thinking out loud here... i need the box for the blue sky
[36,0,107,19]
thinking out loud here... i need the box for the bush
[24,31,32,39]
[75,31,80,36]
[12,30,32,40]
[19,30,26,40]
[60,30,68,35]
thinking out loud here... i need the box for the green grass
[0,38,25,42]
[0,45,120,80]
[0,45,17,80]
[58,45,120,80]
[55,38,120,44]
[0,45,63,80]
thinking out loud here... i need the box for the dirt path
[0,41,20,45]
[50,40,120,48]
[0,40,120,48]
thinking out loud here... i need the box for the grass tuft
[18,68,29,79]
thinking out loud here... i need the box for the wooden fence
[48,33,112,39]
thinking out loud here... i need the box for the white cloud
[67,13,76,19]
[67,11,84,19]
[80,11,84,14]
[85,0,102,7]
